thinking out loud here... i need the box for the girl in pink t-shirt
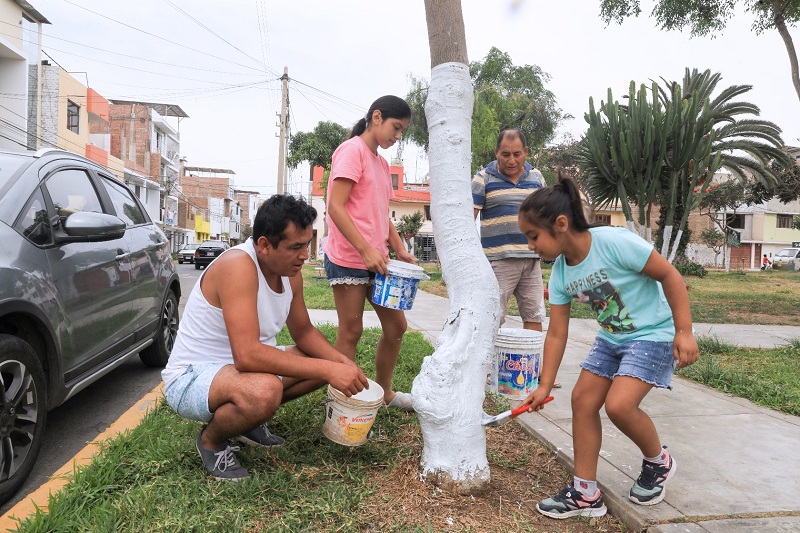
[324,95,417,411]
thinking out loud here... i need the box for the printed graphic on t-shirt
[574,281,636,333]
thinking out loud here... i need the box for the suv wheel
[139,290,179,367]
[178,258,184,264]
[0,335,47,504]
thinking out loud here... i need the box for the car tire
[0,335,48,505]
[139,290,179,368]
[178,258,184,264]
[195,263,201,270]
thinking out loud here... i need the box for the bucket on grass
[491,328,543,400]
[322,378,384,446]
[371,259,429,310]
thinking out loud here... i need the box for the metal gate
[415,233,437,262]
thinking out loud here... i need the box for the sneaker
[629,447,677,505]
[236,423,285,447]
[386,391,415,412]
[196,427,250,481]
[536,486,608,519]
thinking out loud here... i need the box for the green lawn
[11,264,799,531]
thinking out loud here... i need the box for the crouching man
[162,194,368,480]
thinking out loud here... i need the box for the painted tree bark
[411,0,501,494]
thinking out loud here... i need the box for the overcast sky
[29,0,800,196]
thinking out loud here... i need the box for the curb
[0,383,164,532]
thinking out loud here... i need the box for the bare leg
[604,376,662,458]
[330,283,368,360]
[203,366,283,450]
[571,369,613,481]
[371,303,408,403]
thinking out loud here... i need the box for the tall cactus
[579,81,667,237]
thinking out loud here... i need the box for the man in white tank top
[162,195,369,481]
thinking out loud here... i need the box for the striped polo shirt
[472,161,544,261]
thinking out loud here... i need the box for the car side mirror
[56,212,126,243]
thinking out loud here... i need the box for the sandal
[387,391,415,412]
[552,381,562,389]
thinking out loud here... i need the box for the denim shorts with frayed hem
[324,256,375,286]
[580,337,675,390]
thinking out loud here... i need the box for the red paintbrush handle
[510,395,554,417]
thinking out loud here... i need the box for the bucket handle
[320,398,333,406]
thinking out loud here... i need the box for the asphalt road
[0,263,202,515]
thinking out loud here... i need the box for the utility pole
[276,67,289,195]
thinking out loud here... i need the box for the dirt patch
[362,399,628,532]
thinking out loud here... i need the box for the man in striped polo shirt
[472,129,546,333]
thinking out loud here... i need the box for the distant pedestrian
[761,254,772,271]
[324,95,417,411]
[516,171,699,519]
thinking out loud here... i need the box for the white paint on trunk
[661,225,673,257]
[626,220,635,234]
[411,62,499,490]
[667,229,683,264]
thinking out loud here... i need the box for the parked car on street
[0,148,181,504]
[772,247,800,271]
[177,242,200,264]
[194,240,229,269]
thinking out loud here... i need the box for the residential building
[0,0,48,150]
[108,99,188,251]
[233,189,260,239]
[180,167,237,245]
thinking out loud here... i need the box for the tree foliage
[395,211,424,252]
[287,121,348,172]
[404,47,567,174]
[577,68,793,261]
[599,0,800,102]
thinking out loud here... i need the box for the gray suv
[0,148,181,503]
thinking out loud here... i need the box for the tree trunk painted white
[661,225,673,258]
[667,229,683,264]
[410,61,500,494]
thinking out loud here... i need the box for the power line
[163,0,272,75]
[61,0,265,73]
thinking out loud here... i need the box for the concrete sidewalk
[308,291,800,533]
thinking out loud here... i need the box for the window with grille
[777,214,793,229]
[594,214,611,225]
[66,100,79,133]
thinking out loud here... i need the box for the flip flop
[552,381,562,389]
[387,391,415,412]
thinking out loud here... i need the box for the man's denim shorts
[580,337,675,390]
[324,256,374,286]
[164,354,286,422]
[164,363,224,422]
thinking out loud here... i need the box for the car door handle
[115,249,129,261]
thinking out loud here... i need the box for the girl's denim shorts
[580,337,675,389]
[324,256,375,286]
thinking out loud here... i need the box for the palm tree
[578,68,792,262]
[656,68,791,261]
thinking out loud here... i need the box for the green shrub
[675,258,707,278]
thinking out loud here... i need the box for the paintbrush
[481,395,554,427]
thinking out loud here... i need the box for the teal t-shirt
[549,226,675,344]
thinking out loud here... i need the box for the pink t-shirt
[325,136,394,269]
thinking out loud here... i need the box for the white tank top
[162,238,292,389]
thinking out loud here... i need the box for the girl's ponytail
[519,168,596,234]
[348,95,411,140]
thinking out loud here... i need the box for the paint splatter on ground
[360,396,629,532]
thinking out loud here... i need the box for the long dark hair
[349,95,411,138]
[519,169,597,235]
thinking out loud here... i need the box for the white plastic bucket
[322,379,384,447]
[371,259,429,310]
[491,328,543,400]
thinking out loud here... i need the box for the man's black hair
[252,194,317,248]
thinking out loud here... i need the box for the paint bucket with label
[322,379,384,447]
[491,328,543,400]
[371,259,429,310]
